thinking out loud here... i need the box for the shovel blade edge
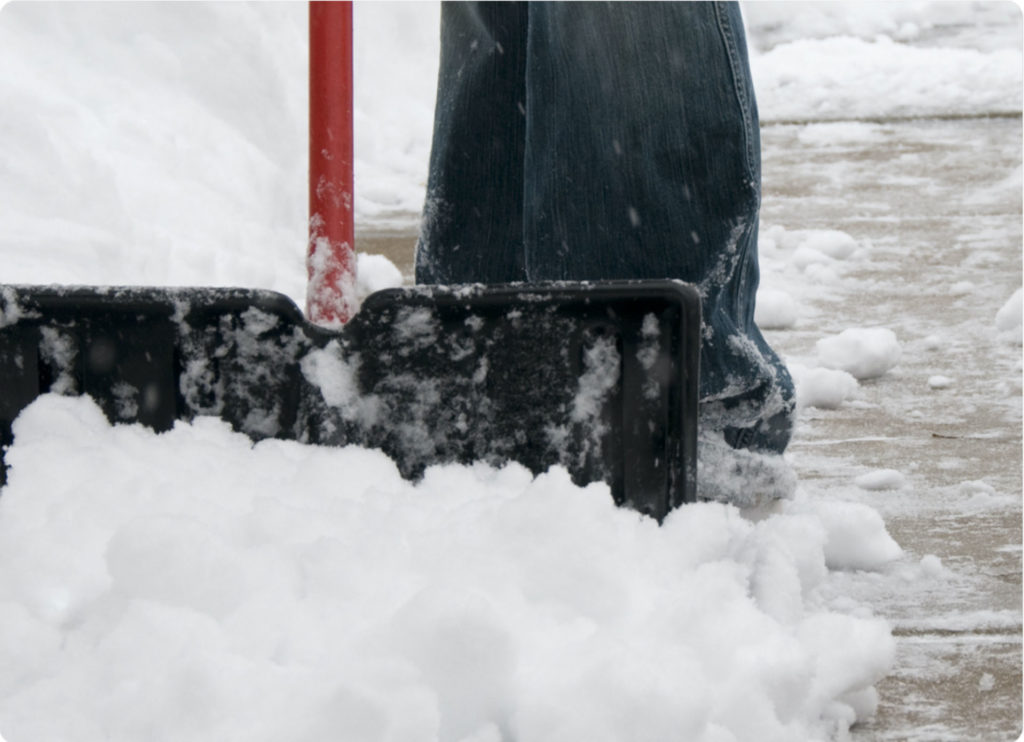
[0,280,699,520]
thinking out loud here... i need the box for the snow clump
[771,228,859,261]
[816,328,902,380]
[0,394,898,742]
[927,375,954,390]
[755,287,800,329]
[787,497,904,572]
[790,364,861,410]
[792,230,859,260]
[356,251,405,297]
[854,469,907,491]
[994,287,1022,345]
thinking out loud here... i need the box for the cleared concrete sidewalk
[761,117,1021,742]
[357,115,1023,741]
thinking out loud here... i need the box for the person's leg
[415,2,530,284]
[418,2,796,503]
[520,2,795,501]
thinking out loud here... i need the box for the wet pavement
[761,117,1022,742]
[356,116,1023,741]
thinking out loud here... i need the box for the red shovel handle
[307,1,356,326]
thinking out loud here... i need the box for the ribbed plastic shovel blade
[0,280,699,520]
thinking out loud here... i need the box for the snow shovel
[0,2,701,521]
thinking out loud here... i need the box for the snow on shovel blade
[0,280,699,520]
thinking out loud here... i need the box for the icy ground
[0,3,1021,742]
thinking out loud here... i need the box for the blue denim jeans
[415,2,796,502]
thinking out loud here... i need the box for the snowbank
[0,2,438,304]
[752,35,1022,122]
[0,395,898,742]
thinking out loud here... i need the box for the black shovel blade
[0,280,699,520]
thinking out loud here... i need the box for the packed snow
[0,2,1020,741]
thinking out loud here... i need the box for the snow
[927,375,954,390]
[918,554,946,580]
[994,287,1022,344]
[790,365,861,411]
[753,35,1022,122]
[300,341,380,426]
[1,394,900,742]
[0,2,1019,741]
[787,498,904,572]
[746,1,1023,122]
[853,469,907,492]
[357,252,405,297]
[755,288,800,330]
[0,287,27,329]
[816,328,902,380]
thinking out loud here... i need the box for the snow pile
[776,322,904,412]
[742,1,1021,53]
[816,328,902,380]
[749,14,1022,122]
[357,252,405,298]
[783,230,860,261]
[759,227,863,287]
[0,395,898,742]
[787,498,903,572]
[754,226,871,339]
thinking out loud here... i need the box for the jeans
[415,2,796,503]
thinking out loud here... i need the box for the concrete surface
[761,117,1021,742]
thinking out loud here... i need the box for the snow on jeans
[415,1,797,504]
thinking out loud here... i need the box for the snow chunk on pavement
[995,287,1022,345]
[854,469,906,491]
[794,229,859,260]
[816,328,901,379]
[774,228,859,260]
[755,288,800,329]
[791,364,860,410]
[927,375,954,389]
[919,554,946,579]
[789,498,903,571]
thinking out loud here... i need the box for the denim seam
[713,2,757,189]
[714,2,759,328]
[521,4,535,283]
